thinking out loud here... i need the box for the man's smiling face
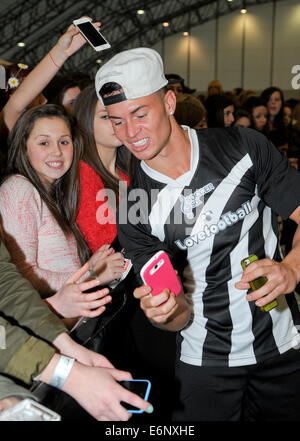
[105,90,175,161]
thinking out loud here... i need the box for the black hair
[204,95,234,127]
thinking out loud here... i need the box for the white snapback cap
[95,47,168,106]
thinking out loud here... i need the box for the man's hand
[235,257,298,308]
[134,284,191,331]
[134,285,178,324]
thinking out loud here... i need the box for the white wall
[153,0,300,98]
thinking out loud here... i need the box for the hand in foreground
[89,245,125,285]
[234,257,297,308]
[134,285,179,325]
[53,332,115,369]
[0,397,21,412]
[46,262,111,318]
[63,363,153,421]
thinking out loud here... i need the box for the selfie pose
[96,47,300,421]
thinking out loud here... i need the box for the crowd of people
[0,18,300,422]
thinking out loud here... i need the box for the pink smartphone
[140,251,181,297]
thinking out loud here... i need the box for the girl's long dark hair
[72,85,138,259]
[205,95,234,128]
[5,104,89,264]
[72,84,131,197]
[260,86,285,130]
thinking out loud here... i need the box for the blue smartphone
[119,379,151,413]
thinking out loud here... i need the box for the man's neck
[144,122,191,179]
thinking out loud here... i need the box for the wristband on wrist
[49,355,75,390]
[48,51,62,69]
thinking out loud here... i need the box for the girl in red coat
[72,84,134,258]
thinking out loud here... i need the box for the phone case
[241,254,278,312]
[120,379,151,414]
[140,251,181,297]
[0,398,61,421]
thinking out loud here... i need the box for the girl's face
[267,91,282,117]
[234,116,251,128]
[283,106,292,127]
[62,86,81,116]
[252,105,268,131]
[93,100,122,150]
[26,117,73,189]
[224,105,235,127]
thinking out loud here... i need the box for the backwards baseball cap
[95,47,168,106]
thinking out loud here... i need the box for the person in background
[207,79,224,97]
[244,96,269,135]
[174,93,207,130]
[238,89,257,107]
[283,103,293,128]
[261,86,288,150]
[233,107,253,128]
[165,73,196,97]
[44,73,91,117]
[72,84,131,254]
[205,94,235,127]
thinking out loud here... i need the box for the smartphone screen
[119,380,151,413]
[76,22,108,47]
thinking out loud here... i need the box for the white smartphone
[73,17,111,52]
[0,398,61,421]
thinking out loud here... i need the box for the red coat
[76,160,130,253]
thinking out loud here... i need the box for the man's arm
[235,205,300,308]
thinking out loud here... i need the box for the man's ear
[164,89,177,115]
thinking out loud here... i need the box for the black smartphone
[119,379,151,413]
[73,18,110,52]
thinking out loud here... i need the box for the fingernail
[147,405,154,413]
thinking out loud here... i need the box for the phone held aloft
[140,251,181,297]
[241,254,278,312]
[73,17,110,52]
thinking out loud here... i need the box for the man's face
[105,90,175,161]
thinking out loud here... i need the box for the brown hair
[72,84,131,196]
[5,104,89,264]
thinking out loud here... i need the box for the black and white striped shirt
[117,126,300,367]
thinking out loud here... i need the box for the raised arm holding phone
[1,17,100,132]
